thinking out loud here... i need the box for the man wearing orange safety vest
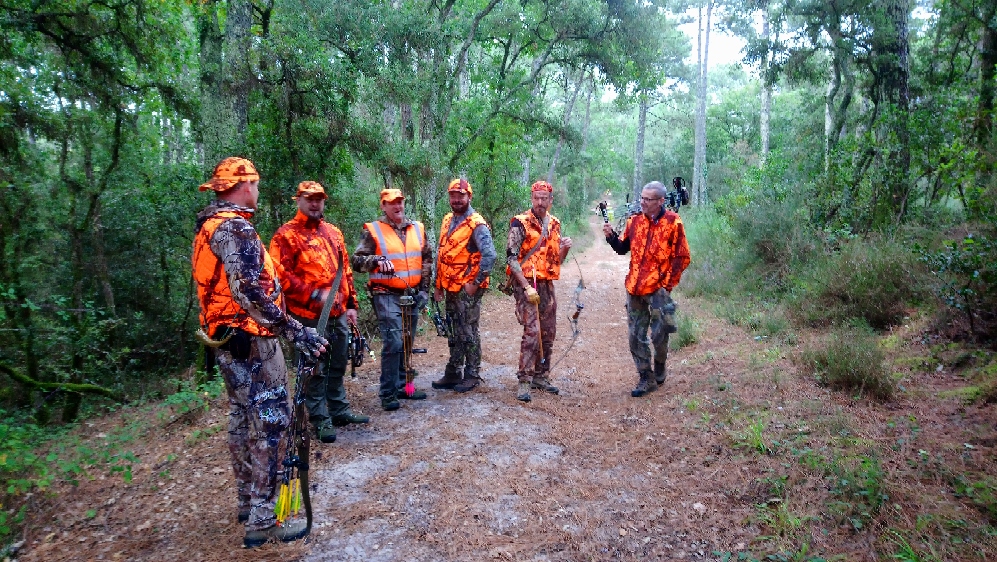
[432,178,497,393]
[269,181,369,445]
[506,180,573,403]
[192,157,327,548]
[351,188,434,411]
[602,180,691,397]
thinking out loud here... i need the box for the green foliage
[670,312,700,350]
[827,455,889,531]
[161,377,226,419]
[918,234,997,341]
[791,237,928,329]
[950,474,997,524]
[800,325,894,400]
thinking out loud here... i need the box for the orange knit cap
[531,180,553,193]
[294,181,327,200]
[199,157,260,192]
[447,178,473,196]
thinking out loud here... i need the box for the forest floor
[10,215,997,562]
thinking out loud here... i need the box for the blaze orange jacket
[364,220,425,291]
[193,210,284,336]
[620,210,691,296]
[269,211,358,320]
[436,212,491,292]
[506,211,562,281]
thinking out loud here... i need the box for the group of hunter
[192,157,691,548]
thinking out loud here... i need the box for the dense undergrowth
[682,196,997,560]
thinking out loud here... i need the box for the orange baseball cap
[380,188,404,204]
[448,178,473,196]
[531,180,553,193]
[294,181,327,200]
[199,157,260,192]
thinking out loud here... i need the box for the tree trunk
[548,69,587,184]
[633,93,648,200]
[693,2,712,205]
[579,77,594,204]
[879,0,912,224]
[760,6,771,165]
[197,0,251,164]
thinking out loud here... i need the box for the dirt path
[17,215,997,561]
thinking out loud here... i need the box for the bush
[729,196,818,291]
[918,233,997,343]
[799,325,894,400]
[790,237,928,329]
[670,311,700,350]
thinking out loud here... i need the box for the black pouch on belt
[216,327,252,361]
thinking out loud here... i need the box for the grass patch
[671,311,700,350]
[790,237,928,330]
[799,325,894,400]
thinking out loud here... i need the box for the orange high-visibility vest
[436,212,491,292]
[364,220,424,291]
[622,210,691,296]
[269,212,355,320]
[506,211,562,281]
[193,210,284,336]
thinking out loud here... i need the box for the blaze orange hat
[448,178,473,196]
[199,157,259,192]
[531,180,553,193]
[380,188,404,204]
[294,181,327,200]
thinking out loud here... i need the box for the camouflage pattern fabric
[293,313,351,425]
[442,288,484,379]
[513,280,557,382]
[215,336,291,532]
[626,288,673,374]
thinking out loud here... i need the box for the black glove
[415,290,429,311]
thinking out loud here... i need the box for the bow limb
[293,357,315,534]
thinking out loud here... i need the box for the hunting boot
[331,411,370,426]
[631,370,658,397]
[654,362,667,386]
[516,381,532,402]
[381,395,400,411]
[432,366,463,390]
[243,519,309,548]
[314,420,336,444]
[454,374,481,393]
[531,375,559,395]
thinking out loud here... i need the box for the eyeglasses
[640,196,663,203]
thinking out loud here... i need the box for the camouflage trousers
[215,334,291,531]
[626,289,674,374]
[513,280,557,382]
[442,288,484,379]
[292,313,350,427]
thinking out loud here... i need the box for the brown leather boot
[432,367,463,390]
[530,376,559,394]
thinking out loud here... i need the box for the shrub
[790,237,928,329]
[799,325,894,400]
[729,196,818,291]
[918,233,997,343]
[671,312,700,350]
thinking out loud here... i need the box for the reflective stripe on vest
[193,211,283,336]
[436,212,490,292]
[364,220,424,290]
